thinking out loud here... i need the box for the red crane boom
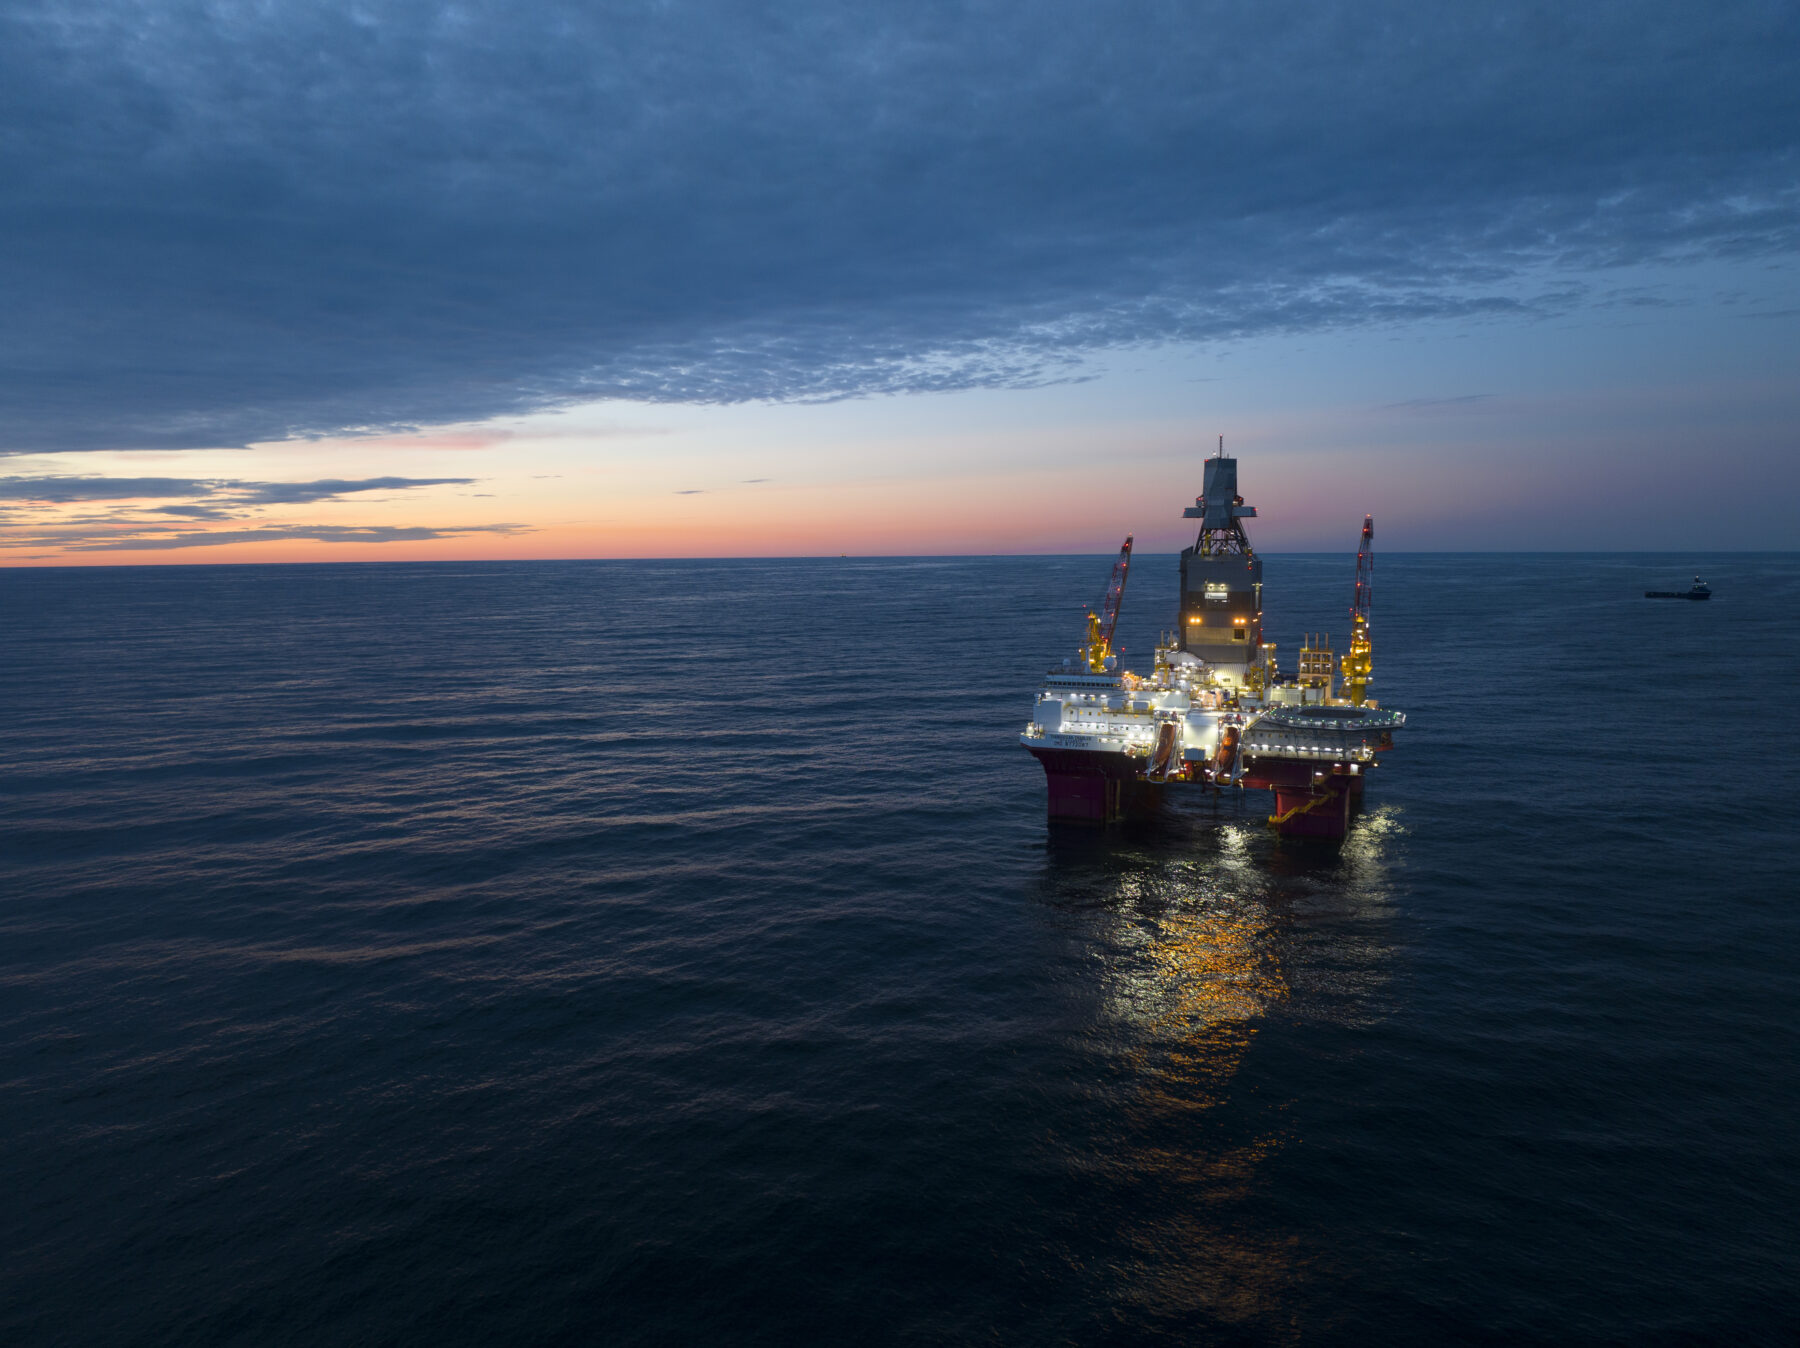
[1081,535,1133,673]
[1098,534,1133,651]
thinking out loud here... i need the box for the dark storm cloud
[3,0,1795,452]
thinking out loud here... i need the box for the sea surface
[3,554,1797,1346]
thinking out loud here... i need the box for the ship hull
[1025,746,1160,823]
[1027,744,1372,838]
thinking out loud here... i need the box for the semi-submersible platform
[1020,447,1404,840]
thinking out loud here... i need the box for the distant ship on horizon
[1645,576,1711,600]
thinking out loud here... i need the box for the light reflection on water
[1035,803,1400,1334]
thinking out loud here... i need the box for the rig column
[1034,748,1141,823]
[1269,774,1354,839]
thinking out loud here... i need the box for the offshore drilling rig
[1020,446,1404,840]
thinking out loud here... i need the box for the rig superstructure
[1020,446,1404,839]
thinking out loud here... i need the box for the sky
[2,0,1796,563]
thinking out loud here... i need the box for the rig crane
[1081,535,1133,673]
[1340,515,1374,705]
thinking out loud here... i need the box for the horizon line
[3,548,1792,572]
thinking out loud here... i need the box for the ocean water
[2,553,1796,1346]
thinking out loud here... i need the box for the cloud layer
[0,474,516,550]
[0,475,471,503]
[3,0,1796,452]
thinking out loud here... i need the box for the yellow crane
[1080,536,1133,673]
[1340,515,1374,705]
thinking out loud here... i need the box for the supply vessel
[1020,446,1404,839]
[1645,576,1711,600]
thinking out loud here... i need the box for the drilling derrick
[1341,515,1374,706]
[1082,536,1133,673]
[1178,439,1262,687]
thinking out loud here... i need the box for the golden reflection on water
[1044,807,1400,1337]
